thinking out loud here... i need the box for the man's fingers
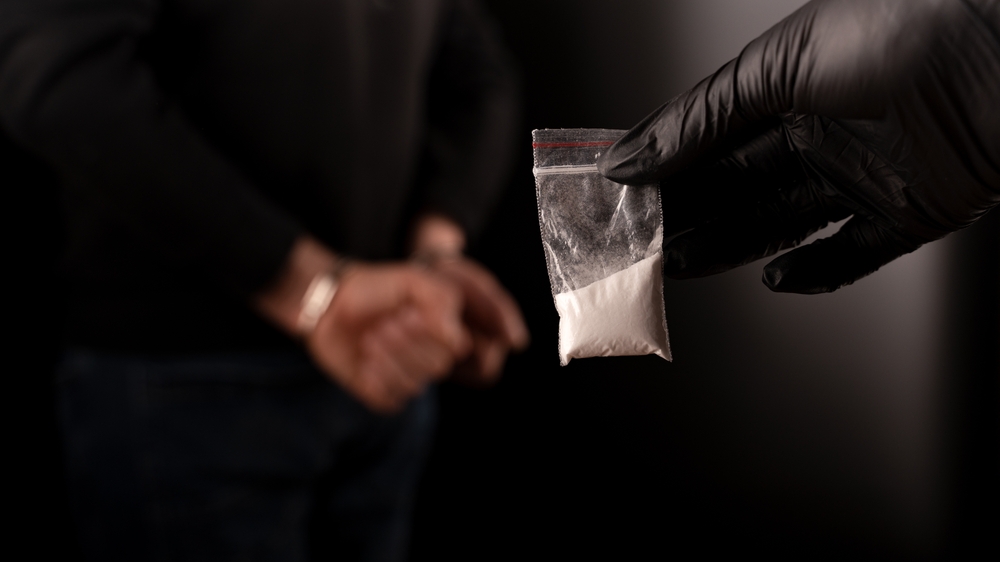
[366,312,460,386]
[439,260,529,350]
[404,268,471,356]
[348,307,470,415]
[470,335,507,384]
[355,330,424,412]
[395,307,458,382]
[309,263,473,415]
[454,333,507,387]
[353,358,407,415]
[762,216,919,294]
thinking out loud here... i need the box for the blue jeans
[56,350,436,562]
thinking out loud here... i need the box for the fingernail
[596,148,617,176]
[762,263,831,294]
[762,265,784,291]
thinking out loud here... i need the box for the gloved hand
[598,0,1000,293]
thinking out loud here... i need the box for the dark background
[10,1,998,560]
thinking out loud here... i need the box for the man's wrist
[253,236,344,336]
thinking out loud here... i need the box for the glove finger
[660,121,807,237]
[762,216,920,294]
[664,185,848,279]
[598,1,892,186]
[597,60,759,186]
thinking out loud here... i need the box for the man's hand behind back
[307,263,472,414]
[255,237,473,414]
[409,213,529,387]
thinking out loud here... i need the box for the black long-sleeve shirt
[0,0,518,352]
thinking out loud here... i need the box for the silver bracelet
[295,259,352,336]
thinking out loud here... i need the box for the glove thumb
[762,217,919,294]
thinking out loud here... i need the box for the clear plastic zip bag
[532,129,671,366]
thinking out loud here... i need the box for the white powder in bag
[554,252,671,365]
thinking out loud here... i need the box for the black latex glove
[598,0,1000,294]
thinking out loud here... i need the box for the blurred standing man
[0,0,527,560]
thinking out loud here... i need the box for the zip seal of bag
[532,129,671,366]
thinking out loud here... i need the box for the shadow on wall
[411,1,1000,560]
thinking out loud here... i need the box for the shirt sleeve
[417,0,521,241]
[0,0,302,296]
